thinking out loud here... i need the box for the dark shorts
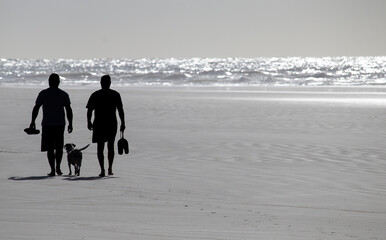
[92,123,117,143]
[41,126,65,152]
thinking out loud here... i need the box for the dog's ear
[72,144,76,148]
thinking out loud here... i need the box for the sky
[1,0,386,59]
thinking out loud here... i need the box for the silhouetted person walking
[30,73,73,176]
[86,75,125,177]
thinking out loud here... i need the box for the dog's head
[64,143,76,152]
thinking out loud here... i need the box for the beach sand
[1,86,386,239]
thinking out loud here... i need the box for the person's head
[48,73,60,88]
[100,75,111,89]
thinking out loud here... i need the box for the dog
[64,143,90,176]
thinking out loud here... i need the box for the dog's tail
[79,144,90,151]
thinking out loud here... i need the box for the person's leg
[97,142,105,177]
[107,139,115,175]
[42,126,56,176]
[55,148,63,175]
[55,126,65,175]
[47,150,55,176]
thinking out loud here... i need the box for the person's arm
[87,108,93,131]
[30,104,41,128]
[118,107,125,132]
[65,104,73,133]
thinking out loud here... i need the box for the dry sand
[1,86,386,239]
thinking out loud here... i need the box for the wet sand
[1,86,386,239]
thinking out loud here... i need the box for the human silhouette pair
[29,74,125,177]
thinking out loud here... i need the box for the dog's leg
[68,162,72,175]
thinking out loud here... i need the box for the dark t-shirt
[86,89,123,127]
[36,88,71,126]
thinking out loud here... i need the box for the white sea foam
[1,57,385,87]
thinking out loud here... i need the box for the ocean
[1,57,386,87]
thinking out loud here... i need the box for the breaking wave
[1,57,386,87]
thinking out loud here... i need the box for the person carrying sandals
[86,75,125,177]
[29,73,73,176]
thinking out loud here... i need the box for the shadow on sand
[63,176,117,181]
[9,176,117,181]
[8,176,54,181]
